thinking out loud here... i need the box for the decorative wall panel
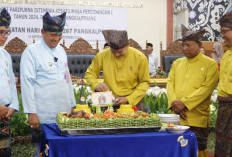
[174,0,231,41]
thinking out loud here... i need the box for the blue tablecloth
[41,124,198,157]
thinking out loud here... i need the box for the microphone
[54,57,58,62]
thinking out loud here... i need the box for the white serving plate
[158,114,180,125]
[158,114,179,118]
[166,125,190,134]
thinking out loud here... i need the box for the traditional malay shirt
[167,52,218,128]
[218,48,232,97]
[0,7,19,157]
[214,11,232,157]
[85,47,150,106]
[0,48,18,110]
[20,39,76,124]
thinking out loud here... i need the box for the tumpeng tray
[59,126,161,135]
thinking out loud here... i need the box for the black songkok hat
[102,30,128,50]
[147,43,153,47]
[43,12,66,35]
[180,24,205,42]
[0,8,11,28]
[104,43,109,47]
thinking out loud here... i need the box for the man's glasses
[0,29,11,36]
[220,29,232,35]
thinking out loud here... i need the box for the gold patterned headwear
[0,8,11,28]
[43,12,66,35]
[102,30,128,50]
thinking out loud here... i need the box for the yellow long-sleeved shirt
[85,47,150,106]
[167,52,218,128]
[218,48,232,97]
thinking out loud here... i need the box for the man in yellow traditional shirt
[85,30,150,108]
[167,25,218,157]
[214,11,232,157]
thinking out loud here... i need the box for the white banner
[1,5,127,44]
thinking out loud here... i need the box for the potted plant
[10,92,32,145]
[144,86,169,114]
[155,67,166,78]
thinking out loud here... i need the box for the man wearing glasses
[0,8,19,157]
[215,11,232,157]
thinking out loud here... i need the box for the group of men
[0,7,231,157]
[167,14,232,156]
[0,8,150,157]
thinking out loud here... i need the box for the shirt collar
[112,46,130,60]
[41,38,57,52]
[186,51,202,63]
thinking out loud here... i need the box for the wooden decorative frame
[4,37,27,53]
[201,41,227,57]
[129,38,146,53]
[61,38,99,54]
[160,40,229,69]
[160,40,183,69]
[3,37,168,89]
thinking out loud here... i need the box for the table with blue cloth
[40,124,198,157]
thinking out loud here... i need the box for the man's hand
[95,83,109,92]
[5,107,15,118]
[171,99,186,113]
[179,110,187,120]
[171,100,188,120]
[113,96,129,106]
[29,113,40,130]
[0,105,9,121]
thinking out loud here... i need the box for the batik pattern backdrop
[174,0,188,13]
[174,0,231,41]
